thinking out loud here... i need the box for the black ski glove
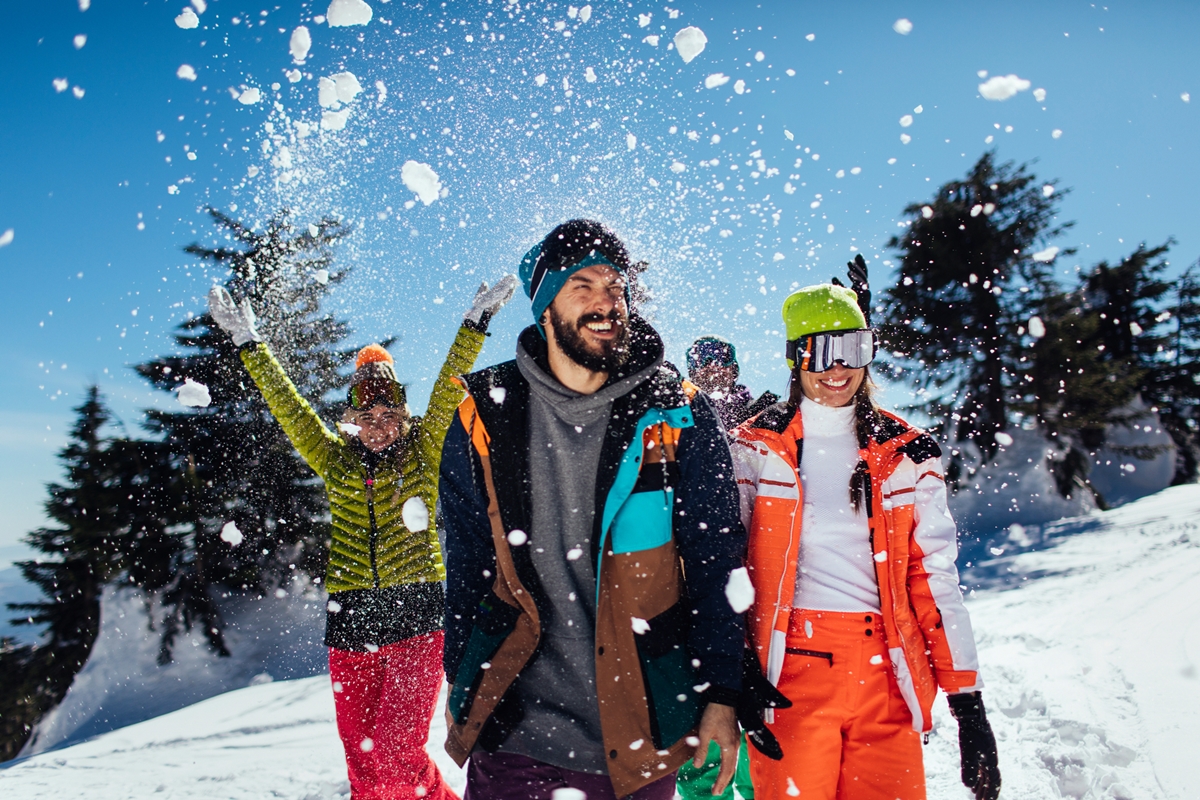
[948,691,1001,800]
[846,253,872,325]
[736,646,793,760]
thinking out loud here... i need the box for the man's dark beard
[549,307,631,374]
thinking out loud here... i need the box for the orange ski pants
[747,609,926,800]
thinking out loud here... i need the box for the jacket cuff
[702,685,740,707]
[937,669,982,694]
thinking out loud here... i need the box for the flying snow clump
[734,79,746,94]
[1033,87,1047,103]
[994,432,1014,447]
[326,0,372,27]
[0,229,13,248]
[900,114,913,127]
[402,496,429,532]
[177,378,212,407]
[673,26,708,64]
[507,529,528,546]
[631,617,651,634]
[704,73,730,89]
[626,132,637,150]
[73,34,87,49]
[1031,245,1060,263]
[1042,184,1055,197]
[978,74,1031,101]
[725,566,755,613]
[191,0,207,12]
[314,269,329,285]
[319,71,363,108]
[402,161,443,205]
[176,64,197,81]
[1183,92,1191,103]
[237,87,262,105]
[290,26,312,63]
[175,7,199,29]
[337,421,361,436]
[893,18,913,35]
[321,109,350,130]
[53,78,69,92]
[551,790,587,800]
[79,0,90,10]
[220,521,244,546]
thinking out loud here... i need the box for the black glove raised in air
[736,646,792,760]
[948,691,1001,800]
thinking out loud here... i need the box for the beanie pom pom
[355,344,394,369]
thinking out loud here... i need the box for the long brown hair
[789,366,881,512]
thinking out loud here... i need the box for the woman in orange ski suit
[729,277,1000,800]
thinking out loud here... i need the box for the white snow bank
[673,26,707,64]
[949,410,1175,532]
[941,484,1200,800]
[9,488,1199,797]
[979,73,1031,101]
[19,580,329,757]
[326,0,372,27]
[6,676,462,798]
[401,160,443,205]
[176,378,211,407]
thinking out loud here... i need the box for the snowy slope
[4,485,1198,799]
[21,579,329,755]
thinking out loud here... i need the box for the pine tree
[1143,255,1200,482]
[1018,242,1175,503]
[0,387,139,759]
[133,208,353,660]
[880,151,1072,475]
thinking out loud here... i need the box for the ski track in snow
[3,486,1199,798]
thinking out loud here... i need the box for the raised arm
[413,275,518,478]
[209,286,340,478]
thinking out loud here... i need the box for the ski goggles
[786,329,877,373]
[348,378,407,410]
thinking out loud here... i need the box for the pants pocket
[634,600,703,749]
[449,590,521,724]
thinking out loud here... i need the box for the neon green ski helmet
[781,284,868,367]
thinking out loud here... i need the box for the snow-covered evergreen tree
[133,209,353,661]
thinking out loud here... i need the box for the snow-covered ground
[4,484,1198,799]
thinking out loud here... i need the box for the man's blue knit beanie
[519,219,631,336]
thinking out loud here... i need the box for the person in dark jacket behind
[686,335,779,430]
[438,219,748,800]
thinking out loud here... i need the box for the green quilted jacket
[240,325,485,594]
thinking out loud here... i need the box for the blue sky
[1,0,1198,567]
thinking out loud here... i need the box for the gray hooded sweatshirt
[495,339,662,774]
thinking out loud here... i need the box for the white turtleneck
[792,399,882,613]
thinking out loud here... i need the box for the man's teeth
[585,321,613,332]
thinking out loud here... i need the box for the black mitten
[736,647,792,760]
[846,253,872,325]
[947,691,1001,800]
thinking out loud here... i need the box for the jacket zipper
[785,647,833,666]
[364,462,380,589]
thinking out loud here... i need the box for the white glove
[207,285,261,347]
[463,273,519,331]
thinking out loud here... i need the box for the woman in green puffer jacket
[208,276,516,800]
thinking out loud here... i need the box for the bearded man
[438,219,747,800]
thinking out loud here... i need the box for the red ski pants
[329,631,458,800]
[747,610,926,800]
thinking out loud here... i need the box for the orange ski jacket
[730,402,982,732]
